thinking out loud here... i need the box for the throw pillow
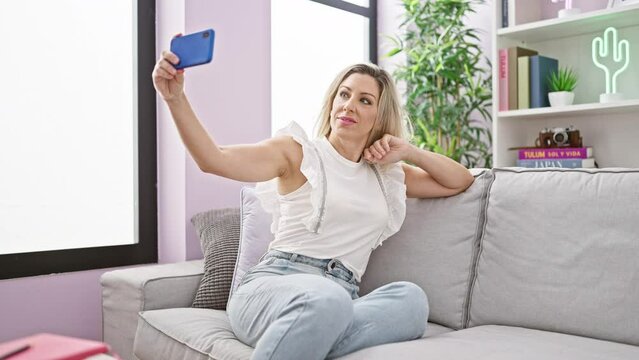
[191,207,241,310]
[228,187,274,304]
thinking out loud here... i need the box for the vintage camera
[536,126,582,148]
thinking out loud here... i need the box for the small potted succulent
[547,66,578,107]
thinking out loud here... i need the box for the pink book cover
[518,147,592,160]
[0,333,118,360]
[499,48,508,111]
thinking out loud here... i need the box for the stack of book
[499,46,559,111]
[516,147,596,168]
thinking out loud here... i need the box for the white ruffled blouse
[254,121,407,281]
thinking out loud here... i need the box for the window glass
[271,0,369,137]
[0,0,137,254]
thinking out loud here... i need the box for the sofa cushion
[421,322,455,338]
[228,187,274,306]
[359,169,493,330]
[134,308,253,360]
[191,208,241,310]
[468,168,639,346]
[134,308,453,360]
[339,325,639,360]
[101,260,204,360]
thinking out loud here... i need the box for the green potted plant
[387,0,493,168]
[548,66,578,107]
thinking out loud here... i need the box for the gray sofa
[101,167,639,359]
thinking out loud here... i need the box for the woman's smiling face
[329,73,380,141]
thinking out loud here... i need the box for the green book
[518,56,530,109]
[530,55,558,108]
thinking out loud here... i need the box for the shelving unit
[492,2,639,167]
[498,98,639,120]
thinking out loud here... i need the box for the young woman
[153,49,474,360]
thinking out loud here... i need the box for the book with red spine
[0,333,118,360]
[518,147,594,160]
[499,48,508,111]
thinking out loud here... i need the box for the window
[0,0,157,279]
[271,0,377,137]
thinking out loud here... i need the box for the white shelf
[492,2,639,168]
[497,4,639,43]
[498,99,639,120]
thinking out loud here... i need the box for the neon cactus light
[551,0,581,18]
[592,27,630,102]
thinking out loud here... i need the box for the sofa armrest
[101,260,204,360]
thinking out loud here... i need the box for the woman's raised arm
[153,49,298,183]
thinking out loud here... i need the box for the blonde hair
[314,63,413,148]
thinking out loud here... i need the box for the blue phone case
[170,29,215,70]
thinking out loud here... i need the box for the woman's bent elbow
[460,172,475,192]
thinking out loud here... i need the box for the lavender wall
[0,268,111,342]
[157,0,186,265]
[183,0,271,260]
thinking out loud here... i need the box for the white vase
[558,8,581,18]
[600,92,625,103]
[548,91,575,107]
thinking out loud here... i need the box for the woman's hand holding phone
[152,34,185,102]
[152,48,185,102]
[153,29,215,102]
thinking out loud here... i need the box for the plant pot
[548,91,575,107]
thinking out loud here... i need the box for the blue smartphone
[170,29,215,70]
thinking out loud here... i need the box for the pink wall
[0,0,270,343]
[0,268,113,342]
[157,0,187,264]
[183,0,271,260]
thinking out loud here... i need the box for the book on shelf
[517,56,531,109]
[516,158,596,168]
[518,147,594,160]
[499,47,538,111]
[502,0,508,28]
[530,55,558,108]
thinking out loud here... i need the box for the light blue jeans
[227,250,429,360]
